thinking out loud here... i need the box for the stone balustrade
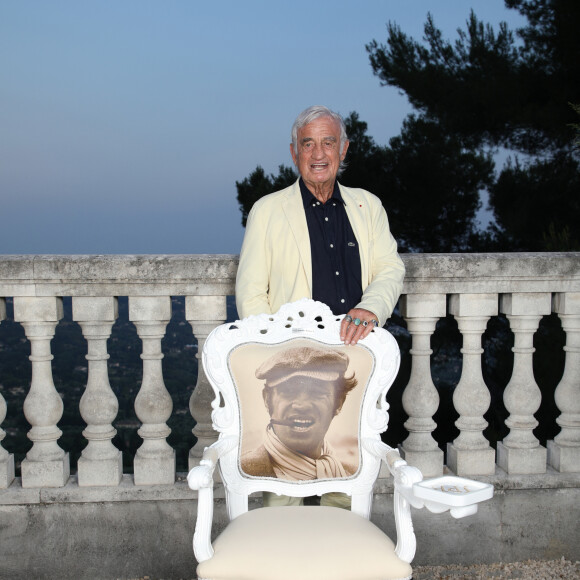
[1,253,580,578]
[0,253,580,489]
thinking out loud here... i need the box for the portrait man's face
[266,376,339,459]
[233,342,371,479]
[290,116,349,192]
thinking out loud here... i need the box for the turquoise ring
[354,318,361,326]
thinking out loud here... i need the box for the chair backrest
[201,299,400,520]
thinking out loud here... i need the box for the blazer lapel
[281,181,312,292]
[340,184,369,287]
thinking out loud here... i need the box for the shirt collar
[299,178,345,209]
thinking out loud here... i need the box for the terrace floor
[413,558,580,579]
[130,559,580,580]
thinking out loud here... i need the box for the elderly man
[242,346,358,480]
[236,105,405,506]
[236,105,404,345]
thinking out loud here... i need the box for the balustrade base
[20,453,70,488]
[447,444,496,476]
[2,470,580,578]
[77,452,123,487]
[398,445,443,477]
[547,440,580,473]
[0,455,15,489]
[497,442,547,475]
[134,451,176,486]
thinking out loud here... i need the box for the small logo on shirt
[348,242,356,247]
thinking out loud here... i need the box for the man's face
[267,377,338,459]
[290,116,349,194]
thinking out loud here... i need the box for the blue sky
[1,1,526,255]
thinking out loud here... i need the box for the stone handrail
[1,253,579,489]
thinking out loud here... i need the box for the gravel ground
[130,559,580,579]
[413,558,580,579]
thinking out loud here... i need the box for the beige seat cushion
[197,505,412,580]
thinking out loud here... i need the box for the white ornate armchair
[188,299,493,580]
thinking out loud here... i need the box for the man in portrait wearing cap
[241,346,358,486]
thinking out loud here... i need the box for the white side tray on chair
[187,299,494,580]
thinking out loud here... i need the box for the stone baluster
[0,298,15,488]
[72,297,122,486]
[13,297,69,488]
[185,295,227,470]
[447,293,497,475]
[548,292,580,472]
[497,293,551,474]
[398,294,446,477]
[129,296,175,485]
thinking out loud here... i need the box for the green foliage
[338,112,390,196]
[366,0,580,251]
[367,12,523,150]
[367,2,580,154]
[381,115,494,252]
[235,164,296,227]
[489,152,580,250]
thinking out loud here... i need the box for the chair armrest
[362,439,424,507]
[187,435,238,490]
[362,438,422,563]
[187,436,238,563]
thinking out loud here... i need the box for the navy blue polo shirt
[299,178,362,316]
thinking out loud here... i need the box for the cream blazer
[236,180,405,327]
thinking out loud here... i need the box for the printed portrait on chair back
[228,338,374,482]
